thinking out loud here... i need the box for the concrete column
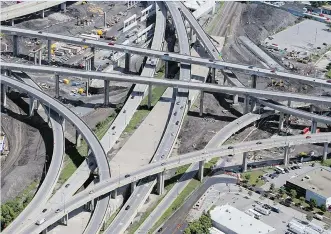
[91,47,95,70]
[233,95,238,105]
[38,50,42,65]
[63,214,68,226]
[61,118,65,132]
[148,84,152,109]
[287,100,292,107]
[41,9,45,18]
[284,146,290,166]
[164,61,169,78]
[323,142,328,161]
[111,189,117,199]
[310,104,315,113]
[76,130,82,147]
[55,74,60,98]
[34,52,37,65]
[311,120,317,134]
[211,68,216,83]
[251,74,257,88]
[244,95,250,114]
[131,182,136,194]
[1,85,7,107]
[11,19,15,26]
[199,91,204,116]
[156,172,164,195]
[278,112,284,131]
[86,79,89,96]
[125,53,130,73]
[250,98,256,112]
[104,80,110,106]
[13,35,18,56]
[223,76,227,85]
[29,97,35,117]
[42,229,48,234]
[103,12,107,28]
[47,40,52,64]
[242,152,248,172]
[60,2,66,11]
[198,161,204,182]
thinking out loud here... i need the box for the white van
[36,218,46,225]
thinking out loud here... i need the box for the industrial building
[288,218,331,234]
[210,205,275,234]
[286,167,331,208]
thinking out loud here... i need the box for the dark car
[327,80,331,83]
[108,42,115,46]
[125,205,130,210]
[271,206,280,213]
[65,184,70,188]
[42,209,47,213]
[158,227,163,232]
[112,126,116,130]
[175,121,179,125]
[248,65,254,69]
[306,135,311,139]
[263,204,271,210]
[228,146,234,149]
[161,162,166,166]
[125,174,130,178]
[256,141,262,145]
[284,168,289,173]
[38,31,42,34]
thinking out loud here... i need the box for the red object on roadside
[319,13,324,17]
[316,129,320,133]
[17,1,22,3]
[302,127,309,134]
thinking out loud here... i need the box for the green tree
[290,189,297,199]
[327,63,331,71]
[320,204,327,212]
[189,220,205,234]
[269,183,275,192]
[0,205,16,227]
[300,197,306,203]
[199,213,212,233]
[306,213,314,222]
[184,228,192,234]
[310,1,327,7]
[324,224,330,230]
[248,190,253,196]
[310,198,317,210]
[244,174,251,181]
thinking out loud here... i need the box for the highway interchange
[1,1,331,234]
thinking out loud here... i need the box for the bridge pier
[111,189,117,199]
[91,47,95,70]
[62,213,69,226]
[283,145,290,166]
[104,80,110,106]
[125,53,131,73]
[11,19,15,27]
[60,2,66,12]
[244,95,250,114]
[148,84,152,109]
[198,161,205,182]
[233,94,238,105]
[251,74,257,88]
[47,40,52,63]
[199,91,204,116]
[1,85,7,107]
[103,12,107,28]
[61,117,66,132]
[29,97,35,117]
[76,130,82,147]
[41,9,45,18]
[310,104,315,113]
[278,112,284,131]
[323,142,328,161]
[164,61,169,78]
[211,68,216,83]
[38,50,42,65]
[242,152,248,172]
[55,74,60,99]
[42,229,48,234]
[13,35,18,56]
[34,52,37,65]
[311,120,317,133]
[131,181,136,194]
[156,172,164,195]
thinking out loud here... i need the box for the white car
[36,218,46,225]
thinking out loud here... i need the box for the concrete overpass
[1,26,330,87]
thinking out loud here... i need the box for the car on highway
[271,69,276,73]
[158,227,163,232]
[108,42,115,46]
[306,135,311,139]
[38,31,42,34]
[36,218,46,225]
[65,184,70,188]
[327,80,331,83]
[174,112,177,116]
[256,141,262,144]
[228,146,234,149]
[161,154,164,159]
[125,205,130,210]
[123,109,126,113]
[112,126,116,130]
[42,209,47,213]
[161,162,166,166]
[125,174,130,178]
[228,154,234,157]
[248,65,254,69]
[82,38,86,42]
[55,209,61,213]
[175,121,179,125]
[176,101,180,105]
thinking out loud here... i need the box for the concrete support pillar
[55,74,60,99]
[278,112,284,131]
[284,146,290,166]
[47,40,52,64]
[111,189,117,199]
[223,76,227,85]
[323,142,328,161]
[211,68,216,83]
[131,182,136,194]
[104,80,110,106]
[148,84,152,109]
[86,79,90,96]
[76,130,82,147]
[103,12,107,28]
[42,229,48,234]
[156,172,164,195]
[244,95,250,114]
[41,9,45,18]
[251,74,257,88]
[233,95,238,105]
[287,100,292,107]
[29,97,35,117]
[250,98,256,112]
[310,104,315,113]
[61,118,66,132]
[125,53,131,73]
[164,61,169,78]
[242,152,248,172]
[1,85,7,107]
[38,50,42,65]
[60,2,66,11]
[11,19,15,27]
[91,47,95,70]
[34,52,37,65]
[199,90,204,116]
[63,213,68,226]
[13,35,18,56]
[198,161,204,182]
[311,120,317,134]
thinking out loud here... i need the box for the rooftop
[210,205,275,234]
[288,167,331,198]
[322,5,331,10]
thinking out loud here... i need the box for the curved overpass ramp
[2,72,65,234]
[19,130,331,234]
[1,1,65,22]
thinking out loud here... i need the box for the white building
[210,205,275,234]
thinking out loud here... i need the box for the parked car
[125,174,130,178]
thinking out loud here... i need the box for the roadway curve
[2,63,331,106]
[2,72,65,234]
[1,1,65,22]
[1,26,330,87]
[104,2,192,232]
[18,130,331,234]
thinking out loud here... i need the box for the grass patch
[326,70,331,79]
[322,159,331,167]
[242,170,266,187]
[124,86,167,134]
[100,208,120,233]
[150,179,201,233]
[206,2,224,34]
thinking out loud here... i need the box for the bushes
[184,213,212,234]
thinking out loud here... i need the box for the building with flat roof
[286,167,331,209]
[210,205,275,234]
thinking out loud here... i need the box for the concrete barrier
[123,14,137,33]
[141,4,156,22]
